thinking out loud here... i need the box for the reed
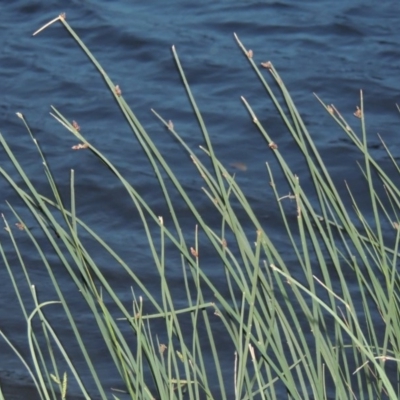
[0,14,399,400]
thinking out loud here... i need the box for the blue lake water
[1,1,400,398]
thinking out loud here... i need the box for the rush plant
[0,14,399,400]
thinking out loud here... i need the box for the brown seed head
[261,61,272,69]
[269,142,278,150]
[190,247,198,258]
[114,85,122,96]
[353,106,362,118]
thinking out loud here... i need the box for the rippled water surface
[1,1,400,398]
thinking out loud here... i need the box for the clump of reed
[1,14,399,400]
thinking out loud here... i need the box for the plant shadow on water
[1,13,400,400]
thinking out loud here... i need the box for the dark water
[1,1,400,398]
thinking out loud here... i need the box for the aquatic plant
[1,13,400,400]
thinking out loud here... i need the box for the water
[1,1,400,398]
